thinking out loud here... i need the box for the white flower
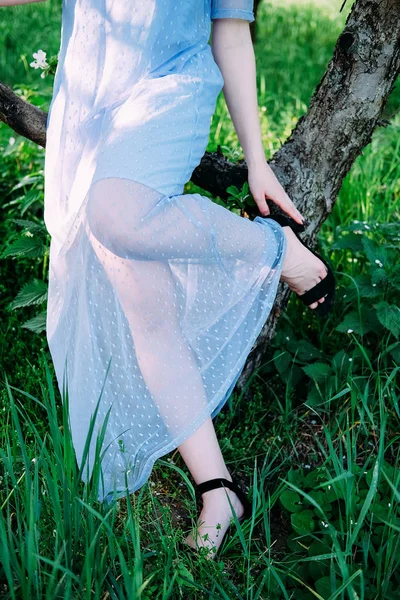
[305,464,311,469]
[9,137,15,146]
[347,329,353,334]
[30,49,48,70]
[375,259,383,268]
[311,420,316,425]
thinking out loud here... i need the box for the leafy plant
[279,457,400,599]
[1,218,49,333]
[224,181,258,216]
[266,220,400,408]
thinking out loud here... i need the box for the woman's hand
[247,159,305,225]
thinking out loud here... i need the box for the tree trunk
[234,0,400,397]
[0,0,399,398]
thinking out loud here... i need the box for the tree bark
[0,83,47,148]
[0,0,399,398]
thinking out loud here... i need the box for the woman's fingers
[247,164,305,224]
[268,191,304,224]
[254,195,270,216]
[256,189,303,224]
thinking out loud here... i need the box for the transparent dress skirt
[43,0,287,504]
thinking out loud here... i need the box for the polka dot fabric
[43,0,286,505]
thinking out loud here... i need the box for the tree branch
[0,83,47,147]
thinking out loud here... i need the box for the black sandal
[179,477,252,560]
[265,214,336,317]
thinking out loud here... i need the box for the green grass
[0,0,399,598]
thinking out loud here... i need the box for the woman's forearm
[211,19,265,170]
[0,0,45,6]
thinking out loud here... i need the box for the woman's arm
[211,19,304,225]
[0,0,45,6]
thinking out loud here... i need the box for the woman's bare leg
[178,416,245,558]
[178,416,246,558]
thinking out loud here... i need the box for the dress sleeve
[210,0,255,22]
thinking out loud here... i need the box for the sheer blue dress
[43,0,287,504]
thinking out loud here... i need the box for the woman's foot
[280,225,328,309]
[183,484,245,560]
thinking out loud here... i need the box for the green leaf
[292,339,323,362]
[308,540,331,557]
[308,540,331,579]
[375,301,400,339]
[371,267,388,286]
[291,510,315,535]
[308,491,326,507]
[1,236,47,259]
[304,469,325,488]
[226,185,240,198]
[315,576,333,597]
[10,174,43,191]
[280,490,303,513]
[302,362,333,383]
[273,350,292,379]
[354,274,381,298]
[21,311,47,334]
[243,195,257,208]
[362,235,387,267]
[287,468,304,487]
[176,564,194,587]
[286,532,305,553]
[331,233,364,252]
[11,218,47,235]
[336,310,375,336]
[8,278,48,310]
[306,385,325,407]
[390,264,400,291]
[390,344,400,364]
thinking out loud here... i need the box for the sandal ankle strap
[196,477,252,519]
[197,477,234,495]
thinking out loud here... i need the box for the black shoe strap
[197,478,252,519]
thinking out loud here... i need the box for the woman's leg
[176,224,329,558]
[178,416,245,557]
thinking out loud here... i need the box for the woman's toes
[318,297,325,303]
[309,301,319,309]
